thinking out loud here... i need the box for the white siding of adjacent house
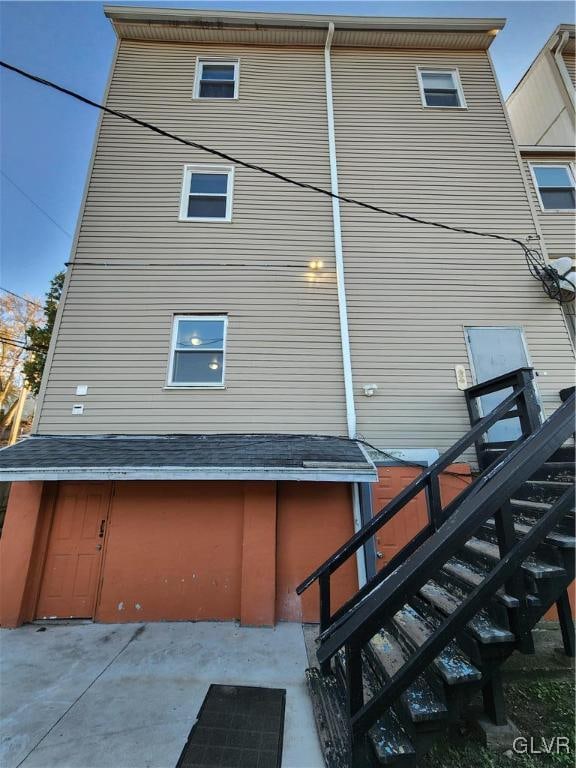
[506,51,574,147]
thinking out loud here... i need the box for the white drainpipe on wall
[324,22,367,587]
[553,31,576,111]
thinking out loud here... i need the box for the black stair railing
[297,368,540,642]
[324,394,575,751]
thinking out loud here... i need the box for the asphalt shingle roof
[0,433,376,482]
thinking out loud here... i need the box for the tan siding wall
[522,157,576,256]
[37,41,347,435]
[331,48,574,450]
[37,39,574,449]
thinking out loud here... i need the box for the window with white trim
[168,316,227,387]
[194,60,238,99]
[531,165,576,210]
[179,165,234,221]
[418,69,466,108]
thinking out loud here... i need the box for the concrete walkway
[1,621,324,768]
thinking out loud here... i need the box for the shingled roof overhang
[0,433,377,483]
[104,6,505,50]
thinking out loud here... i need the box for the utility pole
[8,385,28,445]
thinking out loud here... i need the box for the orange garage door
[95,481,245,623]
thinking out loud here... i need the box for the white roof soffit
[103,6,505,50]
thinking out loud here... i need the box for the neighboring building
[0,8,574,629]
[506,24,576,344]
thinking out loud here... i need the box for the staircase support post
[494,501,534,654]
[556,590,575,657]
[482,669,507,727]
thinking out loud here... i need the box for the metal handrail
[318,393,575,667]
[297,383,528,597]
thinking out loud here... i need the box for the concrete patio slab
[1,621,324,768]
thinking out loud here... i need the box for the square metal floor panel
[177,684,286,768]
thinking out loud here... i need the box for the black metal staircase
[298,369,575,767]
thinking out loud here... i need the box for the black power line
[0,169,72,238]
[0,286,43,309]
[0,60,570,302]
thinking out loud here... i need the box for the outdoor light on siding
[309,260,324,270]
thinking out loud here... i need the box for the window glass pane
[187,195,227,219]
[425,90,460,107]
[534,166,573,189]
[172,351,224,384]
[422,72,456,90]
[190,173,228,195]
[540,189,576,210]
[201,64,235,81]
[199,81,235,98]
[176,319,225,350]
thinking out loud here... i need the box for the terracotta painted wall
[96,481,245,623]
[371,464,471,569]
[276,481,358,623]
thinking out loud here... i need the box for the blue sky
[1,0,574,301]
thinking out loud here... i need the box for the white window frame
[193,58,239,100]
[166,315,228,389]
[179,164,234,223]
[417,67,467,109]
[528,162,576,213]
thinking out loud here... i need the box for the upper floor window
[417,68,466,108]
[531,164,576,211]
[194,59,239,99]
[168,315,227,387]
[179,165,234,222]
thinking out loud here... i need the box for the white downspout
[324,22,367,587]
[553,31,576,111]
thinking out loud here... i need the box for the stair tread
[510,499,553,511]
[525,480,573,487]
[419,580,515,644]
[483,518,576,549]
[369,630,448,722]
[306,667,417,767]
[442,558,519,608]
[465,537,566,578]
[392,605,481,685]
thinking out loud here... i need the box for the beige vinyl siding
[522,156,576,256]
[563,52,576,86]
[37,40,347,435]
[331,48,574,450]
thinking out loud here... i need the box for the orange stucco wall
[0,482,47,627]
[1,471,572,629]
[276,481,358,623]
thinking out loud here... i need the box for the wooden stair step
[367,629,448,724]
[482,517,576,549]
[531,462,575,482]
[465,537,566,579]
[391,605,481,685]
[442,558,520,608]
[418,580,515,645]
[335,653,419,766]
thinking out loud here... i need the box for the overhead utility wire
[0,169,72,238]
[0,286,43,309]
[0,60,569,302]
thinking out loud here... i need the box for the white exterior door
[465,327,539,442]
